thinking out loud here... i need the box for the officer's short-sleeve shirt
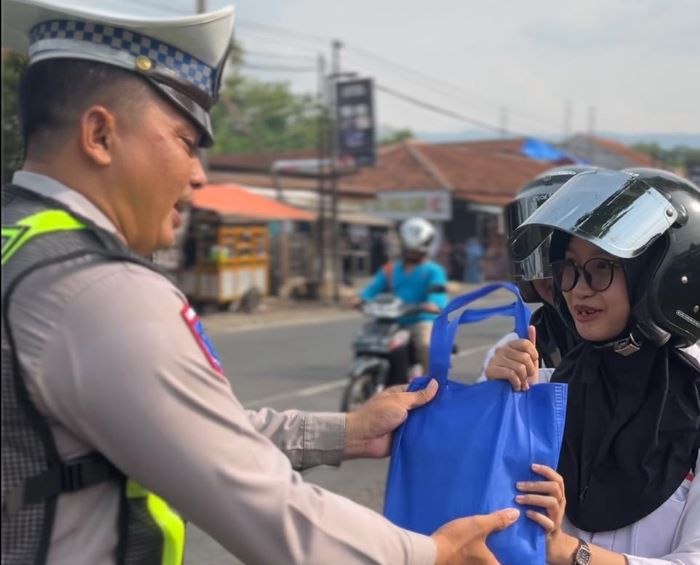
[7,172,436,564]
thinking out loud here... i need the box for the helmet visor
[504,192,551,236]
[511,233,552,280]
[506,195,553,280]
[510,170,678,260]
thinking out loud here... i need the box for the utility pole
[587,105,597,164]
[197,0,209,170]
[316,53,327,295]
[329,39,343,303]
[563,99,572,140]
[499,106,508,138]
[587,106,596,136]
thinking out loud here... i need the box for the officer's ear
[79,105,117,167]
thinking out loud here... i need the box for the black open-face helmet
[510,168,700,347]
[505,165,600,302]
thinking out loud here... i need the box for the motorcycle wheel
[340,373,383,412]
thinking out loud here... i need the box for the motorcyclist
[349,217,448,374]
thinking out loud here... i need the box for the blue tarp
[521,138,588,163]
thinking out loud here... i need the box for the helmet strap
[593,326,646,357]
[611,330,644,357]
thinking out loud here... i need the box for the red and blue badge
[181,304,225,378]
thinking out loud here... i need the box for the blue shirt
[360,260,448,325]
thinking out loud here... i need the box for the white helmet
[399,217,436,254]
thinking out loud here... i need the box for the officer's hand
[343,379,438,459]
[432,508,520,564]
[484,326,539,391]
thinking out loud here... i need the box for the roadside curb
[204,284,521,335]
[207,309,359,335]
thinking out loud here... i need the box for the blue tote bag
[384,282,568,565]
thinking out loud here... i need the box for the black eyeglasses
[551,258,623,292]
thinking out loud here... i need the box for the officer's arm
[35,266,436,564]
[245,407,345,470]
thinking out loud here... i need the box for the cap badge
[135,55,153,71]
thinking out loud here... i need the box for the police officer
[1,1,518,564]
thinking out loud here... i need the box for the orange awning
[193,183,314,221]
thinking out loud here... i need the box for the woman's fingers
[528,324,537,346]
[485,364,525,390]
[515,493,560,511]
[531,464,565,484]
[525,509,555,533]
[518,464,567,538]
[516,479,563,499]
[507,338,539,360]
[485,339,540,391]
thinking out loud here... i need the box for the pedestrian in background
[465,237,485,283]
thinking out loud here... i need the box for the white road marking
[212,312,359,335]
[453,344,492,359]
[244,343,492,408]
[245,379,347,408]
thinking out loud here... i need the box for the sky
[40,0,700,141]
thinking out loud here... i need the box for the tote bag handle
[429,282,531,385]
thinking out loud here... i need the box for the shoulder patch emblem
[181,304,225,378]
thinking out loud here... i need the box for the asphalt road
[184,308,517,564]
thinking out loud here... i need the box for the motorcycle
[340,294,426,412]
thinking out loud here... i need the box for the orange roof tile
[340,140,550,204]
[209,137,557,205]
[193,184,314,221]
[585,135,663,167]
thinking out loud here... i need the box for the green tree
[379,127,414,145]
[632,142,700,171]
[2,51,27,185]
[211,44,320,155]
[212,75,320,155]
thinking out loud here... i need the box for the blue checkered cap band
[29,19,216,99]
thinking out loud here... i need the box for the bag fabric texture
[384,282,568,565]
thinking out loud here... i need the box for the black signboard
[335,78,376,167]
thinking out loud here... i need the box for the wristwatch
[572,538,592,565]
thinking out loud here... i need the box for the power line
[236,18,561,132]
[241,62,317,73]
[236,19,330,46]
[374,83,528,138]
[343,49,561,132]
[244,50,317,62]
[235,28,328,52]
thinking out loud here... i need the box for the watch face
[576,544,592,565]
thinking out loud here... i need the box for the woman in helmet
[480,166,598,388]
[351,217,448,375]
[509,168,700,564]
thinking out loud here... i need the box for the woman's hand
[516,463,578,565]
[485,326,539,391]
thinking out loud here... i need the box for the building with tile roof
[561,134,664,169]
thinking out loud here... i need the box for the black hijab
[549,233,700,532]
[553,341,699,531]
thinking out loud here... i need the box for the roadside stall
[179,184,314,311]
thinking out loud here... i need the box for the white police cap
[2,0,235,147]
